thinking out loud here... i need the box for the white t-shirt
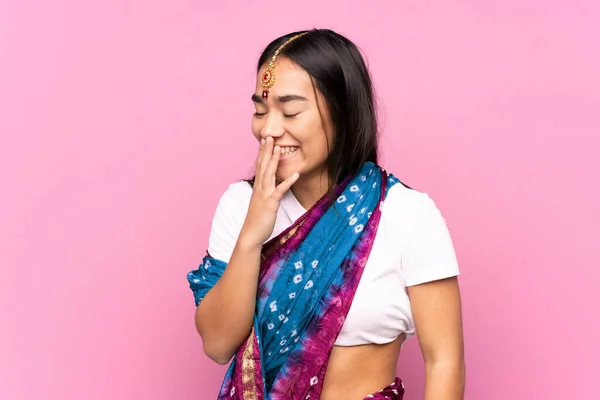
[207,180,460,346]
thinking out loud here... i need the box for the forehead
[256,57,313,96]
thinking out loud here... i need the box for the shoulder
[207,181,253,262]
[213,181,253,216]
[381,179,460,286]
[219,180,253,203]
[210,181,255,232]
[211,180,253,229]
[382,181,446,227]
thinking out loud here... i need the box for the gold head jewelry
[260,32,309,99]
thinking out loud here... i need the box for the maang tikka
[260,32,309,99]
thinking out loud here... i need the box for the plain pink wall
[1,1,598,399]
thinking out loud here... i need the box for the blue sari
[188,162,400,399]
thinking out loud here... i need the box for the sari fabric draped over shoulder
[187,162,400,400]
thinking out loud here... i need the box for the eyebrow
[251,94,309,104]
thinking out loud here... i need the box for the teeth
[280,147,298,155]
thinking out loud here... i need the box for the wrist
[237,229,264,251]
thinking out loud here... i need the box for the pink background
[1,1,599,399]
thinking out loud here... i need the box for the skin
[250,58,333,209]
[196,57,465,399]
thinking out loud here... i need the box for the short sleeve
[207,182,252,263]
[386,185,460,287]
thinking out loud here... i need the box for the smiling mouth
[279,146,299,160]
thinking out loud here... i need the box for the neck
[291,168,330,210]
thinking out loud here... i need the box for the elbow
[195,312,234,365]
[425,357,466,386]
[425,356,465,371]
[194,306,242,365]
[203,341,235,365]
[196,323,235,365]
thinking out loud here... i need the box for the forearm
[423,359,465,400]
[195,232,262,363]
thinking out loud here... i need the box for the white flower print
[304,280,314,290]
[269,300,277,312]
[349,217,357,226]
[346,203,355,212]
[267,323,274,330]
[289,292,296,299]
[336,195,347,203]
[311,260,319,268]
[295,261,303,269]
[294,274,303,284]
[350,185,359,192]
[354,224,364,233]
[310,376,318,386]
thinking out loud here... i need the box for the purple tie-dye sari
[188,162,400,399]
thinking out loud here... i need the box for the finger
[263,144,281,187]
[255,138,266,177]
[256,137,272,186]
[257,137,274,182]
[272,172,300,201]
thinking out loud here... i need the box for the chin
[276,162,296,179]
[275,171,290,182]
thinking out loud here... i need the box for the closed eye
[253,111,267,117]
[283,112,300,118]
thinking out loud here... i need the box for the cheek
[300,129,330,161]
[298,116,332,153]
[318,135,332,160]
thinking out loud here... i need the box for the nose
[259,112,285,139]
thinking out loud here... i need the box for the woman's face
[252,57,333,182]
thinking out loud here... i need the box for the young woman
[188,29,465,400]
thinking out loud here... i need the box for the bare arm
[408,277,465,400]
[194,234,262,364]
[194,137,299,364]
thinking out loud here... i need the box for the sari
[188,162,401,399]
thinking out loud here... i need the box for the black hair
[255,29,379,197]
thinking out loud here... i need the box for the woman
[188,29,465,400]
